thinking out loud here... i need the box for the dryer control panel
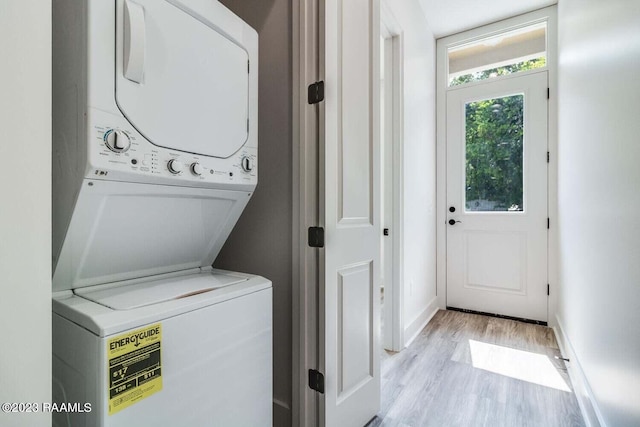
[87,110,257,191]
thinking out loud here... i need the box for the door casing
[380,1,405,353]
[435,6,559,327]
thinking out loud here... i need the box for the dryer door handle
[123,0,146,83]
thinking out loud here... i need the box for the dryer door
[115,0,252,158]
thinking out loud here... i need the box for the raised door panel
[338,0,372,225]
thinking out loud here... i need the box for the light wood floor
[368,310,584,427]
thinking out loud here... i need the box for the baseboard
[403,297,439,347]
[273,398,291,427]
[553,316,605,427]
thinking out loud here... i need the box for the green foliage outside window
[465,95,524,211]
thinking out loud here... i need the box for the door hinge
[547,218,550,229]
[547,284,550,296]
[547,88,550,99]
[247,118,249,132]
[547,151,550,163]
[308,369,325,394]
[308,226,325,248]
[308,81,325,104]
[248,60,250,73]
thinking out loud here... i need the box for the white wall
[385,0,438,345]
[0,1,52,426]
[557,0,640,425]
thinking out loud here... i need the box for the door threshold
[446,306,548,326]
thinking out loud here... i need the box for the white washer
[52,1,270,426]
[53,269,271,426]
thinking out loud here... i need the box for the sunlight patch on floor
[468,339,571,392]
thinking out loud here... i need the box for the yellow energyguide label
[107,323,162,415]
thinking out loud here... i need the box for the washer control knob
[241,156,254,172]
[191,162,204,176]
[167,159,184,174]
[104,130,131,153]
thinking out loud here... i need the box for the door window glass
[465,94,524,212]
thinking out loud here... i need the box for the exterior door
[446,71,548,322]
[320,0,381,425]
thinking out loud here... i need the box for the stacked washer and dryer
[52,1,271,426]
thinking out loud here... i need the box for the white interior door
[446,72,548,322]
[321,0,381,425]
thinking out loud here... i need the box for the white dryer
[52,1,270,426]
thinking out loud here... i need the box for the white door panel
[446,72,548,322]
[116,0,250,158]
[321,0,381,425]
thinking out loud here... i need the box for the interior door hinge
[547,88,550,99]
[308,369,325,394]
[547,151,550,163]
[547,284,550,296]
[308,226,325,248]
[547,218,550,229]
[308,81,325,104]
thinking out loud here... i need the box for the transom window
[448,22,547,87]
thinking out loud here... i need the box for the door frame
[380,1,405,353]
[435,6,558,325]
[292,0,321,426]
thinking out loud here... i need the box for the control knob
[167,159,184,174]
[104,130,131,153]
[191,162,204,176]
[241,156,254,172]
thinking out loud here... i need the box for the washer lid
[52,272,272,337]
[115,0,255,158]
[52,180,251,292]
[75,270,248,310]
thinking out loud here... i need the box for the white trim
[553,317,605,427]
[443,9,553,52]
[390,32,405,352]
[292,0,320,426]
[545,6,559,329]
[436,5,558,322]
[380,0,405,353]
[436,30,448,310]
[403,297,439,347]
